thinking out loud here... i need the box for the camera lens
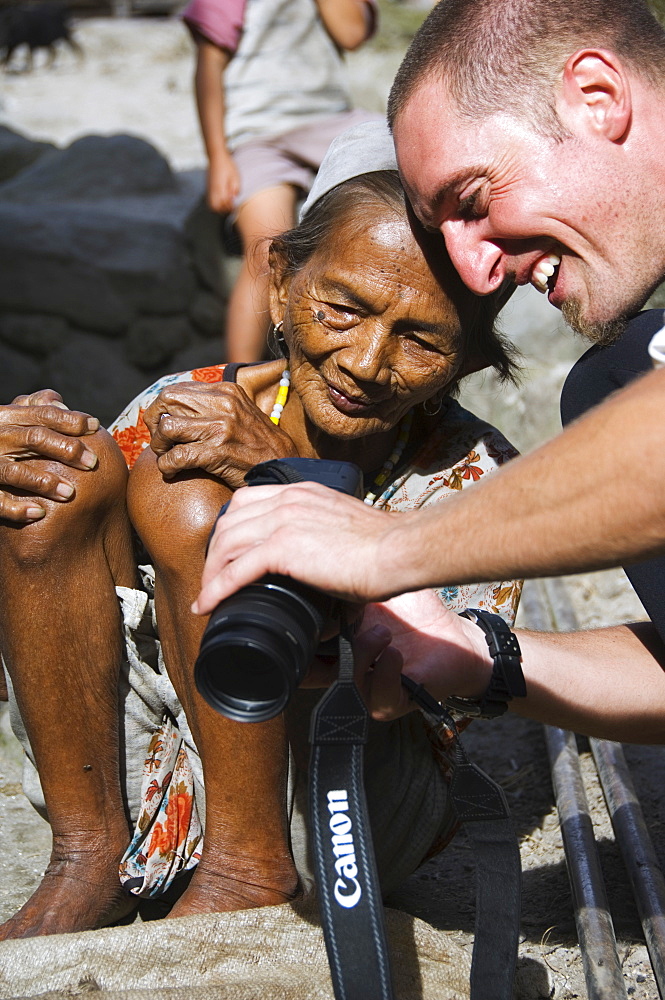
[194,579,328,722]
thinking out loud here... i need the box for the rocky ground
[0,11,664,999]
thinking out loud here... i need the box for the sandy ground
[0,16,664,1000]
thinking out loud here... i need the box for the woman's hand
[354,590,493,721]
[0,389,99,522]
[143,381,298,489]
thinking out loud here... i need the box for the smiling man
[389,0,665,346]
[195,0,665,739]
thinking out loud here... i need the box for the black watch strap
[445,609,526,719]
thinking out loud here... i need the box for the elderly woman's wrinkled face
[274,204,469,439]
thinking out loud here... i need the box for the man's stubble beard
[560,298,629,346]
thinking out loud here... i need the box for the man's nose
[441,220,505,296]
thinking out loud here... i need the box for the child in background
[183,0,379,362]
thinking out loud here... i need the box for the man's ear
[268,245,291,328]
[557,48,632,142]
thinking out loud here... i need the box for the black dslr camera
[194,457,363,723]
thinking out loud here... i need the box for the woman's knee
[0,429,128,569]
[128,447,228,576]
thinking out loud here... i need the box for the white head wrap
[299,120,398,221]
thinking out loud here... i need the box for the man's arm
[315,0,376,50]
[193,37,240,214]
[194,365,665,611]
[356,592,665,744]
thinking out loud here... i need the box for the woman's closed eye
[394,322,449,355]
[402,329,445,353]
[315,302,362,328]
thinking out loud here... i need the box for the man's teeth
[532,254,561,292]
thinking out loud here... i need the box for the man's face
[393,78,663,343]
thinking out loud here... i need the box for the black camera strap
[309,638,521,1000]
[402,677,521,999]
[309,630,395,1000]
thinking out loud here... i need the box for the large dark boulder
[0,130,227,415]
[41,330,150,427]
[0,133,178,203]
[0,126,56,185]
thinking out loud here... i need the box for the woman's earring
[423,392,444,416]
[271,320,290,360]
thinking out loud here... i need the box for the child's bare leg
[225,184,297,364]
[129,450,299,915]
[0,431,137,938]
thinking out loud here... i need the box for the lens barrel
[194,457,363,724]
[194,577,328,722]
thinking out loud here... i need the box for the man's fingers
[355,631,410,721]
[222,482,324,513]
[353,624,393,671]
[194,541,281,613]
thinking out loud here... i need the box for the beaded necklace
[268,367,413,506]
[269,368,291,423]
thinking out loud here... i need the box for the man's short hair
[388,0,665,139]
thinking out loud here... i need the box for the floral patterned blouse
[110,363,522,896]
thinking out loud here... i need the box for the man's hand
[193,481,418,614]
[143,381,297,488]
[0,389,99,523]
[356,591,492,721]
[303,590,492,721]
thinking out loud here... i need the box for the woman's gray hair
[270,123,519,385]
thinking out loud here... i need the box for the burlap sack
[0,900,473,1000]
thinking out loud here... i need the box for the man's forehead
[393,102,491,219]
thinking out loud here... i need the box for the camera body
[194,457,363,723]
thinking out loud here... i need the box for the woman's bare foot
[0,839,135,940]
[167,858,301,918]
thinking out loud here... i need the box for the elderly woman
[0,122,520,938]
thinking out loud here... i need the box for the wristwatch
[445,609,526,719]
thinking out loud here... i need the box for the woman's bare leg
[225,185,297,364]
[128,450,299,916]
[0,431,137,938]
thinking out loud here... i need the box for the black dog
[0,2,83,71]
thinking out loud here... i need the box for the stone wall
[0,126,227,426]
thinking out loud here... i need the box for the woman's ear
[557,48,632,142]
[268,245,291,328]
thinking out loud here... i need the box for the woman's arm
[193,37,240,214]
[314,0,375,50]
